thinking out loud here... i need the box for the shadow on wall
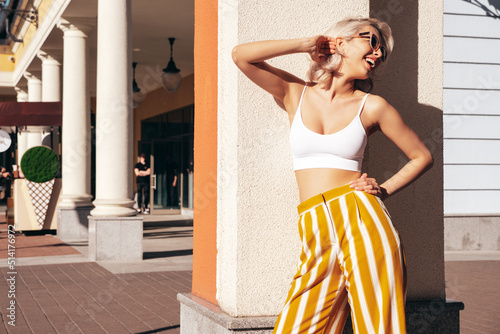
[364,0,444,301]
[462,0,500,17]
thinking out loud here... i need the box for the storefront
[138,104,194,214]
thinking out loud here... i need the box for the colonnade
[14,0,141,260]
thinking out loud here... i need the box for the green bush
[20,146,59,183]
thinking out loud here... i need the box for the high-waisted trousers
[273,184,407,334]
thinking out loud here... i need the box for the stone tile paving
[445,261,500,334]
[0,263,191,333]
[0,219,80,259]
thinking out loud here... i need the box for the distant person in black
[0,167,13,202]
[134,153,150,214]
[165,155,179,208]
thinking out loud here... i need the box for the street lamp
[132,62,144,108]
[161,37,182,93]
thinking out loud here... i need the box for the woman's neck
[323,75,356,100]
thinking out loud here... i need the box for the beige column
[215,0,375,318]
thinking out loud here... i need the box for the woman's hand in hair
[309,36,336,62]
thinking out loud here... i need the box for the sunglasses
[351,31,387,62]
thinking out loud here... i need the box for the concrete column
[88,0,142,261]
[56,18,94,241]
[218,0,358,318]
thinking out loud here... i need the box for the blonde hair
[307,17,394,92]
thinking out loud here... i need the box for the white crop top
[289,85,368,172]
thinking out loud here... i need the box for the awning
[0,102,62,126]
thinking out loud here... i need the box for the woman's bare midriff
[295,168,362,203]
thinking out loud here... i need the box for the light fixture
[132,62,144,108]
[161,37,182,93]
[0,4,38,42]
[0,5,38,27]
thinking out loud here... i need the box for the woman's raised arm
[232,37,335,104]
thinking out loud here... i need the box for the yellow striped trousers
[273,184,407,334]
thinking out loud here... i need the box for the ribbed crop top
[289,85,368,172]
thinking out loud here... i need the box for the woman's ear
[335,37,346,53]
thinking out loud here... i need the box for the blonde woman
[232,17,432,333]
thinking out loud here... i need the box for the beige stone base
[88,216,143,261]
[445,216,500,251]
[178,294,464,334]
[57,206,93,242]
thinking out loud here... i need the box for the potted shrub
[20,146,59,229]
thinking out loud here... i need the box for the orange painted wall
[192,0,218,304]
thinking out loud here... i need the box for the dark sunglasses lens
[371,34,379,49]
[381,47,387,62]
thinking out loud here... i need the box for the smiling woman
[232,16,433,334]
[306,18,393,94]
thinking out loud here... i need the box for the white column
[38,51,61,149]
[57,19,93,208]
[91,0,135,217]
[16,132,28,166]
[38,51,61,102]
[14,87,28,102]
[15,87,28,166]
[24,72,42,102]
[26,132,42,148]
[22,72,43,151]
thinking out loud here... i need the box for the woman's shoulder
[362,93,403,127]
[364,93,393,114]
[361,93,400,125]
[281,81,309,112]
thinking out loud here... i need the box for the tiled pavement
[0,211,193,334]
[0,212,499,333]
[0,263,191,334]
[445,259,500,334]
[0,234,80,258]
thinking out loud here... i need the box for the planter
[13,146,61,231]
[13,178,61,231]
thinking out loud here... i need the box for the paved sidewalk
[0,213,193,334]
[445,259,500,334]
[0,213,499,333]
[0,263,191,334]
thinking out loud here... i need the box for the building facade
[443,0,500,251]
